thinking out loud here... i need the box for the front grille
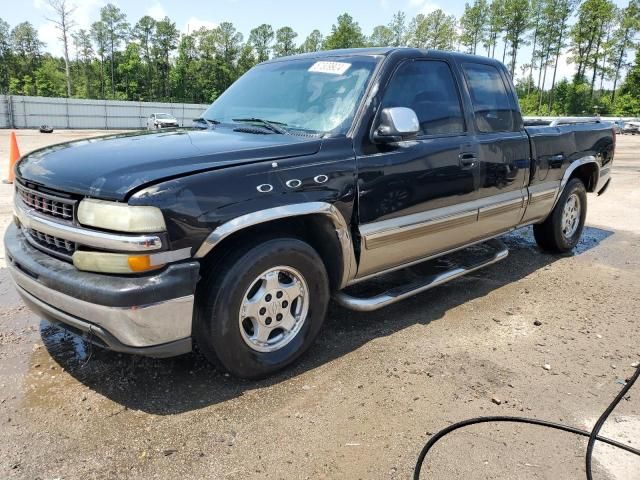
[16,183,75,221]
[26,227,77,259]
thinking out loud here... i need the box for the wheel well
[198,215,345,291]
[569,163,599,192]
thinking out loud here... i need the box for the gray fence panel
[0,95,208,130]
[0,96,9,128]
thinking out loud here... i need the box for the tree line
[0,0,638,116]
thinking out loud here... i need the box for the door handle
[548,154,565,168]
[459,152,478,168]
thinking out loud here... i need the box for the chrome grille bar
[16,183,75,222]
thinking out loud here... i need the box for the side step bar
[333,239,509,312]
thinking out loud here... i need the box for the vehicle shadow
[41,226,613,415]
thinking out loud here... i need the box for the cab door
[355,58,484,278]
[457,62,529,236]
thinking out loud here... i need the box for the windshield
[155,113,174,119]
[201,56,380,135]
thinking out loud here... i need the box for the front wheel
[194,237,329,379]
[533,178,587,253]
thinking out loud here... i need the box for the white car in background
[146,113,179,130]
[623,120,640,135]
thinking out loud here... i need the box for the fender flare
[193,202,357,289]
[552,155,599,209]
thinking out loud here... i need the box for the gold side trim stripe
[530,191,556,204]
[365,211,477,250]
[478,201,523,219]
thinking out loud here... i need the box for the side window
[461,63,516,133]
[381,60,465,136]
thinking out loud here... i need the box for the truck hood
[17,128,322,201]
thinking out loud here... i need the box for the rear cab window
[461,63,518,133]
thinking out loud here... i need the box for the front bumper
[5,224,200,357]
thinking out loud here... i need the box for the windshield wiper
[192,117,220,129]
[232,117,289,135]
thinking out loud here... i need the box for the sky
[2,0,634,88]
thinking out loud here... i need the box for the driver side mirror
[372,107,420,143]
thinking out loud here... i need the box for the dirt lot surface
[0,128,638,480]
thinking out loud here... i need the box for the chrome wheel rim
[561,193,581,238]
[238,266,309,353]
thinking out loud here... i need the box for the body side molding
[193,202,357,289]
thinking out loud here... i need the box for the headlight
[77,199,166,233]
[72,251,163,274]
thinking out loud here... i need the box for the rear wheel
[194,237,329,379]
[533,178,587,253]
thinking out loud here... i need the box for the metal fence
[1,95,634,131]
[0,95,209,130]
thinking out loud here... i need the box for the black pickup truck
[5,48,614,378]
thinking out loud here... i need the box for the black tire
[533,178,587,253]
[194,237,329,379]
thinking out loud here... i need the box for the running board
[333,239,509,312]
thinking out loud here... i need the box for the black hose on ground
[414,364,640,479]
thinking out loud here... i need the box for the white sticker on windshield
[308,61,351,75]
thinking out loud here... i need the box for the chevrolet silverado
[5,48,614,378]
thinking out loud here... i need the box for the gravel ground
[0,129,638,480]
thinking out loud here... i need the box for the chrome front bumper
[5,224,200,357]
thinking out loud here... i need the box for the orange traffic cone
[4,131,20,184]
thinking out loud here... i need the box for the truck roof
[264,47,505,68]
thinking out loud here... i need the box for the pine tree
[323,13,366,49]
[300,30,323,53]
[273,27,298,57]
[99,4,128,98]
[460,0,489,55]
[248,24,274,62]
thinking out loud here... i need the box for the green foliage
[613,93,640,115]
[118,43,143,99]
[565,80,594,115]
[517,92,540,114]
[389,11,407,47]
[0,17,11,93]
[621,51,640,98]
[154,17,179,98]
[484,0,505,57]
[609,0,640,98]
[407,10,457,50]
[249,24,274,62]
[503,0,530,75]
[569,0,616,80]
[323,13,366,49]
[273,27,298,57]
[460,0,489,54]
[99,3,128,97]
[369,25,394,47]
[300,30,323,53]
[0,3,637,113]
[35,57,67,97]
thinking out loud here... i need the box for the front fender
[129,137,358,282]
